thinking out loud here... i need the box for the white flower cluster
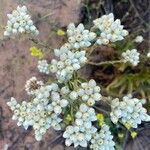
[90,124,115,150]
[77,79,102,106]
[134,35,144,43]
[33,112,62,141]
[33,84,54,104]
[147,52,150,58]
[7,83,70,141]
[50,45,87,82]
[25,77,44,95]
[48,91,68,114]
[110,95,150,128]
[4,6,39,37]
[38,60,49,74]
[7,98,34,129]
[67,23,96,49]
[58,79,102,104]
[61,86,78,101]
[7,97,62,141]
[93,13,128,45]
[63,103,97,148]
[122,49,140,66]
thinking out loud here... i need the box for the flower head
[122,49,140,66]
[63,104,97,148]
[93,13,128,45]
[134,35,143,43]
[147,52,150,58]
[110,95,150,128]
[38,60,49,74]
[50,45,87,82]
[25,76,44,95]
[4,6,39,37]
[67,23,96,49]
[90,124,115,150]
[77,79,102,106]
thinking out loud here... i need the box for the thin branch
[48,133,63,147]
[101,96,112,106]
[87,60,124,66]
[129,0,150,29]
[121,6,132,22]
[122,130,129,149]
[34,12,54,24]
[29,38,54,51]
[93,105,110,115]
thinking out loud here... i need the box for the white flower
[38,60,49,74]
[7,98,34,129]
[69,91,78,100]
[7,97,17,110]
[50,113,62,130]
[7,93,63,141]
[4,6,39,37]
[50,46,87,82]
[122,49,140,66]
[50,91,68,114]
[110,95,150,128]
[63,103,97,148]
[63,125,97,148]
[34,85,52,103]
[60,86,70,95]
[7,82,67,141]
[76,79,102,106]
[67,23,96,49]
[25,77,44,95]
[93,13,128,45]
[90,124,115,150]
[134,35,144,43]
[76,104,97,127]
[147,52,150,58]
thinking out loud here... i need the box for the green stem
[35,12,53,23]
[122,130,129,149]
[93,106,110,115]
[86,44,97,57]
[101,96,112,106]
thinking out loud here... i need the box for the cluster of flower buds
[147,52,150,58]
[33,112,62,141]
[7,97,30,128]
[63,103,97,148]
[25,77,44,95]
[7,82,69,141]
[93,13,128,45]
[134,35,144,43]
[48,91,68,114]
[90,124,115,150]
[37,60,49,74]
[67,23,96,49]
[110,95,150,128]
[122,49,140,66]
[76,79,102,106]
[4,6,39,37]
[58,79,102,105]
[33,84,54,105]
[50,44,87,82]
